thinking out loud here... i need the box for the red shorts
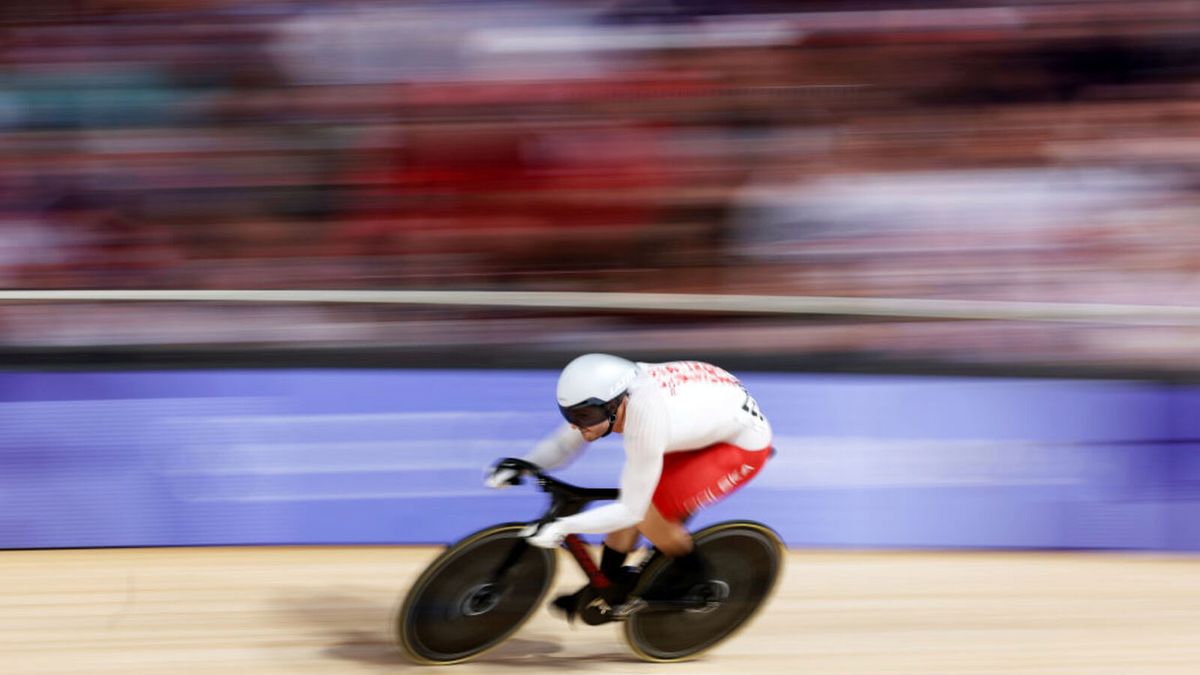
[651,443,771,522]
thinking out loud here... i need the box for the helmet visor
[559,396,622,428]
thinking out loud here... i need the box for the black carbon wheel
[396,524,557,664]
[624,521,783,662]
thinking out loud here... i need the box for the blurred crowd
[1,0,1199,371]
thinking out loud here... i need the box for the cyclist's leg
[543,507,690,614]
[551,526,641,619]
[556,444,773,617]
[635,443,771,601]
[636,507,692,556]
[604,526,640,554]
[597,528,640,603]
[635,507,707,601]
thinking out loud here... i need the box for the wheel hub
[686,579,730,614]
[459,583,502,616]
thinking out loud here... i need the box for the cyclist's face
[572,398,626,441]
[574,420,610,441]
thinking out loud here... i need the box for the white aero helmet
[556,353,638,429]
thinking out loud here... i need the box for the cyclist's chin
[578,426,606,441]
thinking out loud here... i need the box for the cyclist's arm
[523,422,587,470]
[556,390,668,534]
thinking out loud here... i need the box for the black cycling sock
[600,544,628,579]
[599,544,634,605]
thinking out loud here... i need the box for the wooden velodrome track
[2,546,1197,674]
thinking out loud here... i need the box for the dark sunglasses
[559,394,625,428]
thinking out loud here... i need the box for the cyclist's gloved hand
[524,519,568,549]
[484,458,531,489]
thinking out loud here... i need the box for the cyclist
[485,353,773,620]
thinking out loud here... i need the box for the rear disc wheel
[624,521,783,662]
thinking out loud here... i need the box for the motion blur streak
[0,0,1198,372]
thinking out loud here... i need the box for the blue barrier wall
[0,370,1196,550]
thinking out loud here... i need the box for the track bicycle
[395,458,783,664]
